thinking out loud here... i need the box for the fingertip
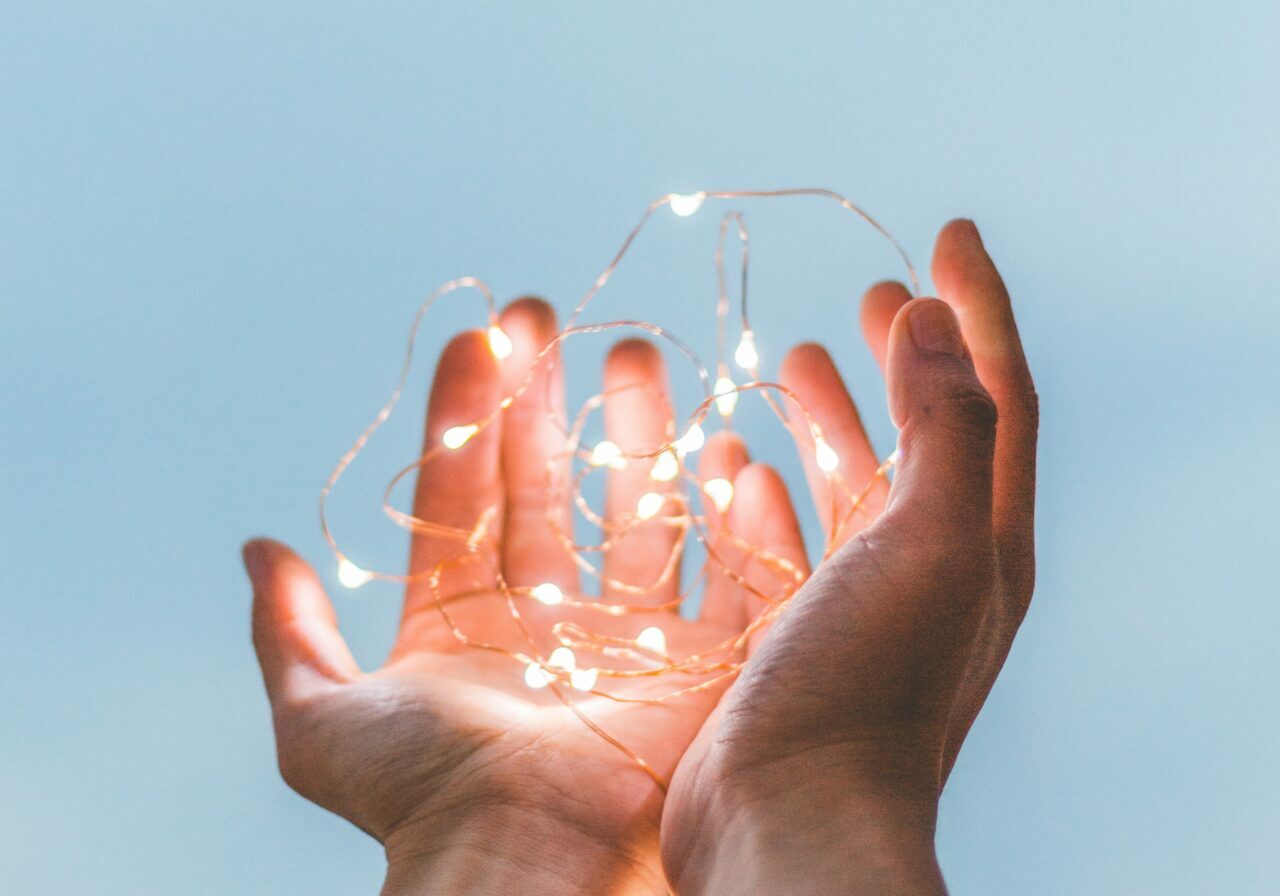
[700,430,749,475]
[779,341,834,386]
[606,337,663,377]
[499,296,558,348]
[860,281,912,371]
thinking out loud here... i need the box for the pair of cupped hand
[244,220,1038,896]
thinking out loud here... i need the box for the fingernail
[908,300,967,358]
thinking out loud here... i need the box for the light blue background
[3,3,1277,893]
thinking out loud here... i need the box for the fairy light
[672,422,705,456]
[337,557,372,589]
[702,477,734,513]
[570,667,598,692]
[636,491,666,520]
[733,330,759,370]
[668,191,706,217]
[442,423,480,450]
[531,582,565,605]
[589,439,626,469]
[713,375,738,417]
[649,450,680,482]
[524,662,554,689]
[487,324,513,359]
[814,433,840,473]
[635,626,668,656]
[317,187,918,790]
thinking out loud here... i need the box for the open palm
[246,298,831,893]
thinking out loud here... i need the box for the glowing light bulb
[524,663,553,689]
[668,191,706,217]
[531,582,564,605]
[734,330,759,370]
[589,440,627,469]
[814,435,840,472]
[442,423,480,449]
[636,626,667,655]
[713,375,738,416]
[337,558,372,589]
[673,422,705,455]
[570,667,598,692]
[702,477,734,513]
[549,647,576,671]
[487,325,513,359]
[636,491,665,520]
[649,450,679,482]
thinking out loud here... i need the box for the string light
[814,434,840,473]
[589,440,626,469]
[487,324,514,359]
[337,557,372,589]
[524,662,554,689]
[636,491,666,520]
[635,626,668,656]
[713,375,738,417]
[734,330,759,370]
[649,450,680,482]
[531,582,565,605]
[668,191,706,217]
[702,477,734,513]
[317,187,919,789]
[441,423,480,450]
[672,422,705,455]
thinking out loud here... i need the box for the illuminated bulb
[589,440,627,469]
[814,435,840,472]
[673,422,705,455]
[702,477,734,513]
[668,191,705,217]
[442,423,480,449]
[524,663,553,689]
[734,330,759,370]
[636,491,666,520]
[549,647,576,671]
[713,375,738,416]
[636,626,667,655]
[570,667,598,692]
[337,558,372,589]
[531,582,564,606]
[649,450,679,482]
[487,325,513,360]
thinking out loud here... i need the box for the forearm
[381,803,668,896]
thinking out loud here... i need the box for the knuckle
[937,384,998,436]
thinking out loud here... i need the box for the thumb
[884,298,997,531]
[245,538,360,709]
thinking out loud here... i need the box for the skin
[245,219,1037,895]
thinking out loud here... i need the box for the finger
[859,280,912,372]
[602,338,679,604]
[404,330,504,626]
[246,538,359,710]
[931,220,1038,594]
[697,430,750,627]
[497,297,579,590]
[884,298,997,537]
[727,464,809,652]
[779,343,887,550]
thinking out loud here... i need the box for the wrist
[666,769,943,896]
[381,801,667,896]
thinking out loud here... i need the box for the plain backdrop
[3,3,1277,894]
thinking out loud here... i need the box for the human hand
[661,220,1038,895]
[245,298,811,895]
